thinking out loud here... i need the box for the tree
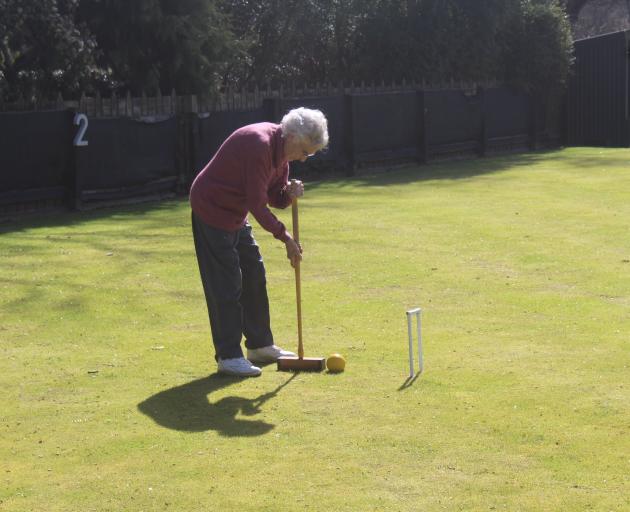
[219,0,361,85]
[338,0,511,83]
[219,0,573,92]
[564,0,590,20]
[0,0,102,102]
[0,0,574,100]
[501,0,574,96]
[76,0,238,94]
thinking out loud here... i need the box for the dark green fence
[0,84,563,215]
[567,30,630,147]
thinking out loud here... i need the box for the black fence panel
[77,116,178,202]
[568,31,629,147]
[532,93,566,148]
[1,84,568,214]
[484,87,531,152]
[352,92,418,161]
[0,110,72,205]
[194,108,266,173]
[425,90,482,156]
[485,88,530,138]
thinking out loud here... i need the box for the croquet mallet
[277,194,325,372]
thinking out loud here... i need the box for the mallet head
[277,356,325,372]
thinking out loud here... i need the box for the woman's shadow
[138,373,296,437]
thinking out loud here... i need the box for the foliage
[1,0,574,99]
[564,0,590,19]
[221,0,574,94]
[0,0,103,102]
[350,0,510,83]
[501,1,574,95]
[76,0,238,95]
[218,0,368,85]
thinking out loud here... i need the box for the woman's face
[284,134,320,162]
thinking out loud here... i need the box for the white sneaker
[217,357,262,377]
[247,345,296,364]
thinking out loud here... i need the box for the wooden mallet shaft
[277,195,325,372]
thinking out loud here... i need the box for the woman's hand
[286,180,304,200]
[285,237,303,267]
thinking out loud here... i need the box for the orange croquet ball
[326,353,346,373]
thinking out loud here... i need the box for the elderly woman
[190,107,329,377]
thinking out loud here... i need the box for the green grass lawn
[1,147,629,511]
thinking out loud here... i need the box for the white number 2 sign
[73,113,89,147]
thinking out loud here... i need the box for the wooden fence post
[344,93,357,175]
[262,97,281,122]
[561,92,569,147]
[176,95,199,193]
[417,90,428,164]
[170,89,177,115]
[478,87,487,157]
[95,91,102,117]
[529,94,538,150]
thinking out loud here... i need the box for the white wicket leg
[407,313,414,378]
[417,309,423,374]
[406,308,421,378]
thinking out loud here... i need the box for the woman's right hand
[285,237,303,268]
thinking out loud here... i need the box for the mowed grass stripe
[1,147,629,511]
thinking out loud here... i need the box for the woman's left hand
[287,180,304,199]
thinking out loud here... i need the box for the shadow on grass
[305,147,630,192]
[138,373,296,437]
[0,149,562,235]
[398,373,421,391]
[303,149,554,190]
[3,147,624,234]
[0,197,187,236]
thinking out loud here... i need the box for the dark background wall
[567,31,630,146]
[78,116,178,201]
[0,83,569,214]
[0,110,73,206]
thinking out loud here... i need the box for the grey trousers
[191,212,274,360]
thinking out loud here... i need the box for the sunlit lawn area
[1,147,629,511]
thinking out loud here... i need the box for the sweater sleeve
[244,149,291,242]
[268,162,291,209]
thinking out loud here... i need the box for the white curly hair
[281,107,329,149]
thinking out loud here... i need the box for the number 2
[73,113,88,147]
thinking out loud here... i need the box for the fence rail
[0,79,501,117]
[0,82,563,217]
